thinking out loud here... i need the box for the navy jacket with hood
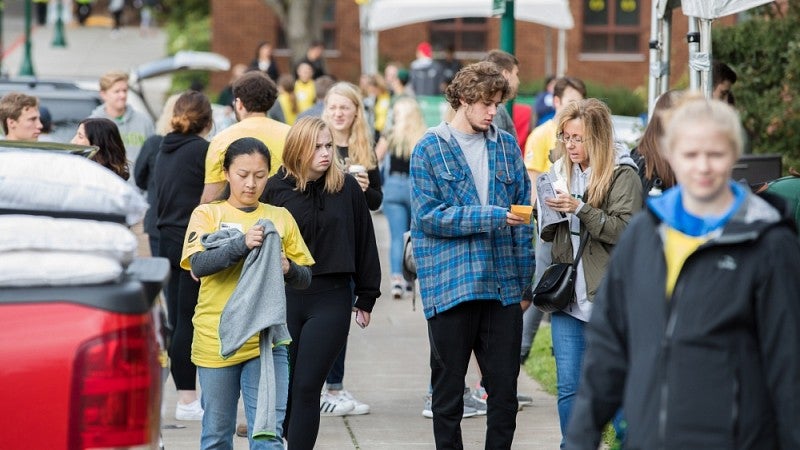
[566,187,800,449]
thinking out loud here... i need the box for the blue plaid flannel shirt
[410,123,534,319]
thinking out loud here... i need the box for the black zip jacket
[261,167,381,312]
[566,191,800,449]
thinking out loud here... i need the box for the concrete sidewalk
[160,212,562,450]
[3,17,563,449]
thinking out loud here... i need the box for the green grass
[522,322,620,448]
[523,323,557,396]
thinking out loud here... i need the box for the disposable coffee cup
[348,164,366,175]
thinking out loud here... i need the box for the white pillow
[0,150,148,226]
[0,251,123,287]
[0,215,137,265]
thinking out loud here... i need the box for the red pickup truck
[0,256,168,450]
[0,144,168,449]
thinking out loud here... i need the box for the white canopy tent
[359,0,574,76]
[648,0,773,116]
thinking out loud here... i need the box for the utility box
[733,154,782,186]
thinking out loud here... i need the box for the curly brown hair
[444,61,509,110]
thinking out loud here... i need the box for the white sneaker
[175,399,203,421]
[320,391,355,416]
[337,390,370,415]
[391,283,404,299]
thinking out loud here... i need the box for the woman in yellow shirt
[181,137,314,449]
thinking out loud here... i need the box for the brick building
[210,0,739,94]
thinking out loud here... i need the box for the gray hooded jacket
[204,219,290,441]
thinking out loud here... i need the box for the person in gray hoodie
[90,70,155,167]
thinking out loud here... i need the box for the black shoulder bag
[532,230,589,313]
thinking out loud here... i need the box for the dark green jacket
[541,164,642,300]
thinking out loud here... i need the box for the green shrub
[164,13,211,94]
[713,4,800,172]
[160,0,212,94]
[586,81,647,117]
[524,322,557,396]
[519,78,646,117]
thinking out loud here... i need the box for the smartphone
[355,310,367,329]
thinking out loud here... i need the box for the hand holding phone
[355,309,370,328]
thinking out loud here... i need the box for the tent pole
[648,0,662,118]
[687,16,701,92]
[556,28,566,77]
[544,28,553,77]
[660,8,672,97]
[359,4,378,75]
[699,18,713,99]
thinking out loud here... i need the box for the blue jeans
[551,312,625,447]
[551,311,585,445]
[198,346,289,450]
[382,173,411,276]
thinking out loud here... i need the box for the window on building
[428,18,488,53]
[582,0,641,54]
[277,0,337,50]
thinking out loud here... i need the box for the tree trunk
[261,0,327,69]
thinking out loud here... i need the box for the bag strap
[572,230,590,269]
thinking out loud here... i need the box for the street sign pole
[499,0,515,112]
[19,0,36,76]
[52,0,67,47]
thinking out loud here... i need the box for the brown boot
[235,423,248,438]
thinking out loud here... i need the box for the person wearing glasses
[520,77,586,368]
[540,98,642,447]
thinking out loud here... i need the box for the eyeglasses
[556,133,587,145]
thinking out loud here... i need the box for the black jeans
[159,233,200,391]
[428,300,522,450]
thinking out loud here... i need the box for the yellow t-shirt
[205,116,290,184]
[180,201,315,368]
[524,119,557,174]
[374,92,391,133]
[277,93,297,125]
[294,80,316,114]
[663,227,707,298]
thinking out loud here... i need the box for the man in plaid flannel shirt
[410,61,534,449]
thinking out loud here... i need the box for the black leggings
[159,234,200,391]
[284,278,352,450]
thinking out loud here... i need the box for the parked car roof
[0,51,233,143]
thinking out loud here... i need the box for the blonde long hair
[323,82,376,169]
[282,116,345,194]
[386,96,427,161]
[556,98,616,208]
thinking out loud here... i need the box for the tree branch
[260,0,287,24]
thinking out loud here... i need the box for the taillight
[68,322,161,450]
